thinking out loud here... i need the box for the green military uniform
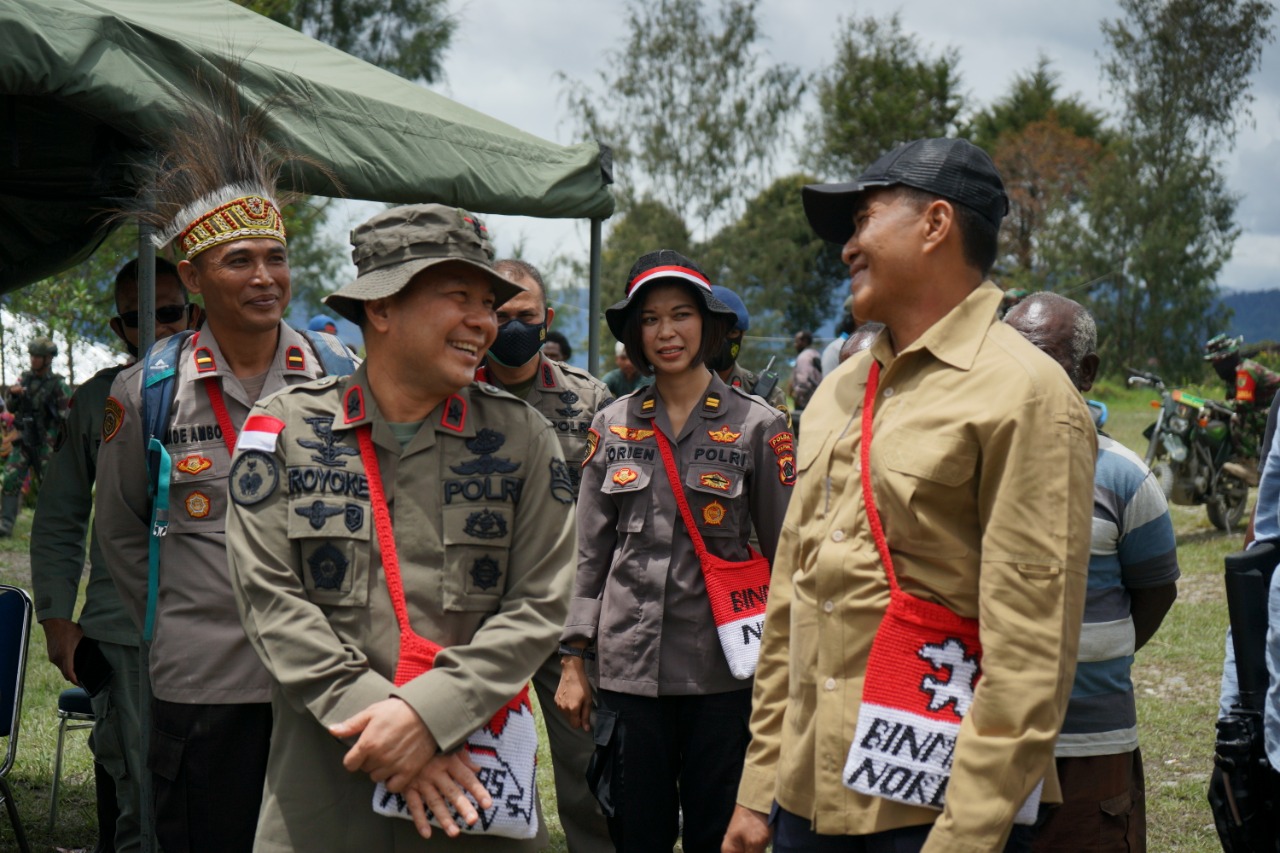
[2,367,70,495]
[227,366,575,852]
[726,362,789,426]
[478,354,615,853]
[30,364,143,852]
[1232,357,1280,460]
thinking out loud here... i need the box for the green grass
[0,386,1243,849]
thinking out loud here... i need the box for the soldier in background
[707,285,789,428]
[1204,333,1280,483]
[1,336,70,536]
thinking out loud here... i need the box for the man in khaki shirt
[723,138,1096,853]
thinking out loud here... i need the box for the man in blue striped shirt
[1007,293,1179,852]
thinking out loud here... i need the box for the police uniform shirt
[563,373,794,697]
[226,365,574,851]
[95,324,341,704]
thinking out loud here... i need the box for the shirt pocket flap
[287,498,372,540]
[443,504,515,548]
[880,429,978,487]
[684,462,745,499]
[601,462,653,494]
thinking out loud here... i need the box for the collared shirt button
[823,600,835,613]
[831,529,845,542]
[824,677,837,691]
[883,386,894,398]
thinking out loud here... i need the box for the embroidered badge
[344,504,364,533]
[707,425,742,444]
[583,428,600,467]
[441,394,467,432]
[194,347,216,373]
[470,555,502,591]
[609,425,655,442]
[298,416,357,467]
[295,500,344,530]
[451,429,520,475]
[700,471,731,492]
[613,467,639,486]
[464,508,509,539]
[184,491,211,519]
[229,451,280,506]
[557,390,582,418]
[343,386,365,424]
[768,432,796,457]
[102,396,125,443]
[176,454,213,476]
[641,397,656,413]
[777,453,797,486]
[308,543,348,590]
[549,458,575,504]
[702,500,726,526]
[285,345,306,371]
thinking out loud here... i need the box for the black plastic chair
[0,584,33,852]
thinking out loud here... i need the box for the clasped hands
[330,697,492,839]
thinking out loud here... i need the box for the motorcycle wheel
[1206,473,1249,531]
[1152,462,1175,501]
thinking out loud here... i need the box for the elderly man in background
[1006,292,1179,853]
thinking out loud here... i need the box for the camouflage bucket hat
[28,336,58,357]
[325,204,523,324]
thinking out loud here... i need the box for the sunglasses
[117,304,189,329]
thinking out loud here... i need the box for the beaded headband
[172,191,286,259]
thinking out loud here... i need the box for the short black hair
[494,258,547,308]
[114,257,184,309]
[898,187,999,277]
[618,280,734,377]
[544,330,572,360]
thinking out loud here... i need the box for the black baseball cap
[802,138,1009,244]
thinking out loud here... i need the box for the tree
[805,13,966,182]
[701,174,845,336]
[970,56,1107,152]
[279,0,456,83]
[1062,0,1274,379]
[560,0,803,239]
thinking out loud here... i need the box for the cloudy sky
[336,0,1280,294]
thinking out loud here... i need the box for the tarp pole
[138,224,156,355]
[588,218,602,376]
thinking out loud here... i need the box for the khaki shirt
[479,354,613,491]
[563,373,794,696]
[227,366,573,851]
[95,325,341,704]
[31,364,138,646]
[737,283,1096,851]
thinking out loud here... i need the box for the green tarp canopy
[0,0,615,294]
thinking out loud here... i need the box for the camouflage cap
[324,204,523,324]
[28,336,57,357]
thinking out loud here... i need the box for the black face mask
[488,318,548,368]
[706,336,741,372]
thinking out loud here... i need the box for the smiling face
[639,282,705,376]
[841,187,926,326]
[180,238,290,336]
[377,262,499,398]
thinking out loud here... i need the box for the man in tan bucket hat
[226,203,576,851]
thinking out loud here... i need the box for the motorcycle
[1127,368,1250,531]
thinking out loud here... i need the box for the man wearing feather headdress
[94,95,354,853]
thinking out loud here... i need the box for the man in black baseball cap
[724,138,1098,853]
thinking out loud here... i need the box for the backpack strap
[303,330,357,377]
[139,330,194,642]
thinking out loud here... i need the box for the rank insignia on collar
[730,376,743,387]
[699,471,731,492]
[640,396,656,413]
[176,454,213,476]
[343,386,365,424]
[702,394,721,411]
[583,428,600,467]
[285,345,306,371]
[194,347,216,373]
[612,467,638,486]
[470,555,502,591]
[308,542,348,591]
[707,425,741,443]
[540,363,556,388]
[702,500,726,526]
[441,394,466,432]
[296,500,344,530]
[609,425,655,442]
[184,491,211,518]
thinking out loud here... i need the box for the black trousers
[592,688,751,853]
[149,699,271,853]
[772,804,1036,852]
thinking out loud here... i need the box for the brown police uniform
[477,353,616,853]
[94,323,349,852]
[227,366,575,852]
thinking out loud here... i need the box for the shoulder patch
[583,428,600,467]
[229,451,281,506]
[102,396,125,443]
[237,414,287,453]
